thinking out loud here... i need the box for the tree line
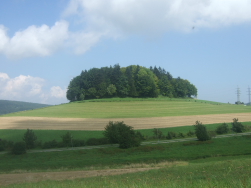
[66,64,197,101]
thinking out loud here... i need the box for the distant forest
[67,65,197,101]
[0,100,50,115]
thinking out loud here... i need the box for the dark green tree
[61,131,72,147]
[232,118,245,133]
[216,123,229,134]
[104,121,143,149]
[103,121,120,144]
[194,121,211,141]
[116,75,129,97]
[23,129,37,149]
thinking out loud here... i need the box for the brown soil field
[0,113,251,130]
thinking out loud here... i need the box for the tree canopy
[67,64,197,101]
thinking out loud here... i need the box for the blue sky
[1,0,251,105]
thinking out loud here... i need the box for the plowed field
[1,113,251,130]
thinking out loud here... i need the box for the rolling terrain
[0,100,50,115]
[1,98,251,187]
[1,98,251,130]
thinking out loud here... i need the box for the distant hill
[0,100,50,115]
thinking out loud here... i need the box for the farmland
[1,136,251,187]
[1,98,251,187]
[2,98,251,119]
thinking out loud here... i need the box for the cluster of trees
[1,118,248,155]
[2,122,144,155]
[67,65,197,101]
[151,118,248,142]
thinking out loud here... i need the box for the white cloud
[50,86,66,98]
[2,1,251,58]
[0,21,69,59]
[64,0,251,35]
[0,73,10,80]
[1,74,45,98]
[0,73,68,104]
[69,31,103,54]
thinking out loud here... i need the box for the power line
[248,86,251,105]
[236,86,241,104]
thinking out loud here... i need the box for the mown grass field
[1,98,251,118]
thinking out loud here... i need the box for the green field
[1,136,251,173]
[1,98,251,118]
[2,136,251,187]
[2,122,251,143]
[5,156,251,188]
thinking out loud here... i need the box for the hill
[0,100,50,115]
[2,98,251,118]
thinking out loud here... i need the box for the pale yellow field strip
[0,113,251,130]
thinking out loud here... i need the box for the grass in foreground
[5,156,251,188]
[2,98,251,118]
[1,136,251,173]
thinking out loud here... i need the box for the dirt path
[0,113,251,130]
[0,167,157,186]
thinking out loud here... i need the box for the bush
[232,118,245,133]
[178,132,185,138]
[104,121,143,149]
[0,140,4,152]
[0,140,14,151]
[72,139,85,147]
[194,121,211,141]
[153,128,163,139]
[11,142,26,155]
[104,121,121,144]
[61,131,72,147]
[166,131,177,139]
[187,130,195,137]
[23,129,37,149]
[42,139,58,149]
[86,138,109,146]
[216,123,229,134]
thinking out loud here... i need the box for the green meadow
[5,156,251,188]
[1,98,251,118]
[1,136,251,173]
[1,122,251,143]
[2,136,251,187]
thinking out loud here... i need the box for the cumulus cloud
[0,73,45,99]
[0,21,69,59]
[0,73,10,80]
[0,73,67,104]
[69,31,103,54]
[64,0,251,35]
[2,1,251,58]
[50,86,67,98]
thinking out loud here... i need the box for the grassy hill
[1,98,251,118]
[0,100,50,115]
